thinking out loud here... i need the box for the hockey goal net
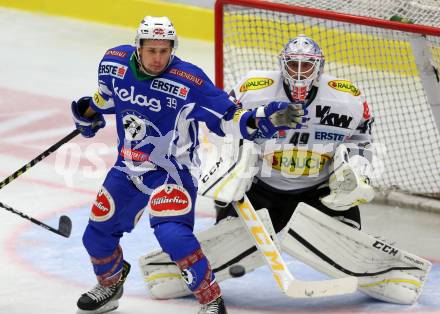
[215,0,440,199]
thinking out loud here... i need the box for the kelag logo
[151,78,190,100]
[239,77,274,92]
[112,79,161,112]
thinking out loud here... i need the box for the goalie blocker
[197,137,258,204]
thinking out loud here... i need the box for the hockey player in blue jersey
[71,16,307,314]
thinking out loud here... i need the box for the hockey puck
[229,264,245,278]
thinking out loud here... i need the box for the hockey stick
[233,195,358,298]
[0,129,79,237]
[0,201,72,237]
[0,129,80,190]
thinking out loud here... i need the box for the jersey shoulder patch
[103,45,134,62]
[238,70,279,93]
[327,79,361,97]
[99,45,133,80]
[166,57,208,87]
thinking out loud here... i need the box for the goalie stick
[0,201,72,237]
[233,195,358,298]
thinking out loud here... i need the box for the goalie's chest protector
[234,71,366,191]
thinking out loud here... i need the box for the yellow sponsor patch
[328,80,361,96]
[266,149,331,176]
[239,77,274,92]
[93,91,106,108]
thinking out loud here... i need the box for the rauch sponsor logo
[328,80,361,96]
[239,77,274,92]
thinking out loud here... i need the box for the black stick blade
[58,215,72,238]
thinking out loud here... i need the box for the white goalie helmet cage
[279,35,325,102]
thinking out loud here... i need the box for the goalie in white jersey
[139,35,431,306]
[216,34,374,232]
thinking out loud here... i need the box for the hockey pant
[82,167,220,304]
[216,180,361,232]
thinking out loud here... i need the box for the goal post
[214,0,440,200]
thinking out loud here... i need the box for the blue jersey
[90,45,246,176]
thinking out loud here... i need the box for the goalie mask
[279,35,325,102]
[134,16,178,76]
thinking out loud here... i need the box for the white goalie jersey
[230,70,373,192]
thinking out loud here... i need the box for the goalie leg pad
[139,209,276,299]
[139,250,191,299]
[357,270,426,304]
[153,222,221,303]
[280,202,431,305]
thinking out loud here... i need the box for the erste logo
[99,61,128,79]
[151,78,190,100]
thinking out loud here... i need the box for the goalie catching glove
[321,144,374,211]
[248,101,308,138]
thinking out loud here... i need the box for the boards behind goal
[214,0,440,201]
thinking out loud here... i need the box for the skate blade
[77,300,119,314]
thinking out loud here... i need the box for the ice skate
[77,261,131,313]
[198,296,227,314]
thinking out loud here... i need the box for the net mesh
[218,0,440,197]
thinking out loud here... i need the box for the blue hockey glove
[71,96,106,138]
[252,101,308,138]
